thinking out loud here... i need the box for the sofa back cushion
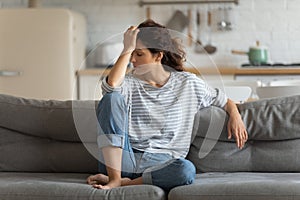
[187,95,300,172]
[0,94,98,173]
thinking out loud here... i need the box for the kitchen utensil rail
[139,0,239,7]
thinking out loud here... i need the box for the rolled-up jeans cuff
[97,134,124,148]
[142,169,153,185]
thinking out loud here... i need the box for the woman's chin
[132,68,150,76]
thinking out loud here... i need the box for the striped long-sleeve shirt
[102,71,227,158]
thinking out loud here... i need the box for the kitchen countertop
[76,67,300,76]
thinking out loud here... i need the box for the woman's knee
[174,158,196,185]
[98,92,125,111]
[97,92,127,124]
[146,158,196,191]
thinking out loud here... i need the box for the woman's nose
[130,55,135,63]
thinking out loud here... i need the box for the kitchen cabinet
[77,67,300,100]
[77,68,128,100]
[78,75,102,100]
[76,68,235,100]
[235,74,300,86]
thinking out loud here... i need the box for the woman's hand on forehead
[123,26,140,53]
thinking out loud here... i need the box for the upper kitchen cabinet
[0,9,86,100]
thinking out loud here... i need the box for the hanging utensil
[217,5,226,31]
[195,10,205,53]
[166,10,189,32]
[187,9,193,46]
[146,7,151,19]
[204,11,217,54]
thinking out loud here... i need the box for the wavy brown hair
[137,19,186,71]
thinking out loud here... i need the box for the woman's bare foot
[92,178,122,189]
[87,173,138,189]
[86,174,109,186]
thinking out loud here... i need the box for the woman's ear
[155,52,164,62]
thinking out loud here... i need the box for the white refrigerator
[0,8,86,100]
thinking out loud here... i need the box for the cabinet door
[235,74,300,86]
[78,75,102,100]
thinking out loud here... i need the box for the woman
[87,19,248,191]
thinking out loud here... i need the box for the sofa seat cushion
[169,172,300,200]
[0,172,165,200]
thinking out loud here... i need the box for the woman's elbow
[107,79,121,88]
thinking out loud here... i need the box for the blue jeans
[96,91,196,191]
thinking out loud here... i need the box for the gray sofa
[0,93,300,200]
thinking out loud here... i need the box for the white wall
[1,0,300,68]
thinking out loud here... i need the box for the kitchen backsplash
[1,0,300,68]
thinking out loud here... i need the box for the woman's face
[130,40,161,75]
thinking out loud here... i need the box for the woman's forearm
[107,50,132,87]
[224,98,248,149]
[107,26,139,88]
[224,99,241,118]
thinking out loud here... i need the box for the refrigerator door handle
[0,70,22,77]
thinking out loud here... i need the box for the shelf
[139,0,239,7]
